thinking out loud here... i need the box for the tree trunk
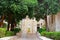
[10,21,14,31]
[44,15,49,31]
[0,14,4,27]
[7,22,10,31]
[7,18,11,31]
[10,18,16,31]
[7,14,12,31]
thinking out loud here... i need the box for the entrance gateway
[20,16,37,34]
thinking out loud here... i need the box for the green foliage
[0,0,38,23]
[41,32,60,40]
[6,31,14,36]
[0,28,6,38]
[0,0,60,21]
[35,0,60,21]
[5,28,21,36]
[23,0,38,7]
[37,27,46,33]
[0,0,8,15]
[0,28,20,38]
[12,28,21,35]
[23,0,38,18]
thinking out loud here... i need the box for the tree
[6,0,28,31]
[36,0,60,31]
[0,0,28,31]
[0,0,8,27]
[9,0,38,31]
[23,0,38,18]
[0,0,38,31]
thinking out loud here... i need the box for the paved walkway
[9,33,42,40]
[0,33,52,40]
[0,36,13,40]
[0,36,52,40]
[39,36,52,40]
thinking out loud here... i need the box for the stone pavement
[0,33,52,40]
[9,33,42,40]
[39,36,52,40]
[0,36,52,40]
[0,37,13,40]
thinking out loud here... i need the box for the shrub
[0,28,6,38]
[6,31,14,36]
[0,28,21,38]
[12,28,21,35]
[54,32,60,40]
[41,32,60,40]
[37,27,46,33]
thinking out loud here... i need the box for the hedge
[0,28,21,38]
[37,27,46,33]
[0,28,6,38]
[41,32,60,40]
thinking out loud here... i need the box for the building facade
[47,13,60,32]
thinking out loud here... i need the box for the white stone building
[19,16,45,34]
[37,19,45,28]
[20,16,37,34]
